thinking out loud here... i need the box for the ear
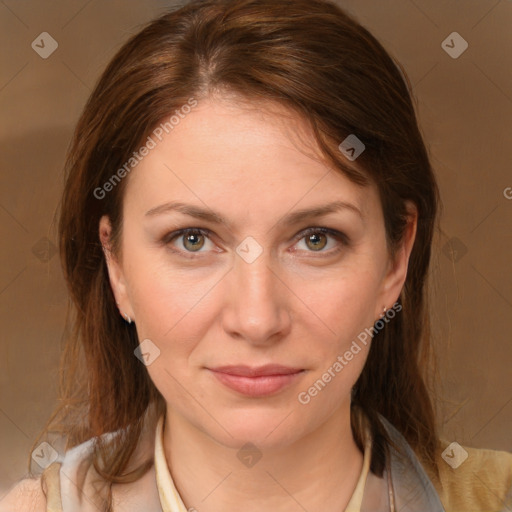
[99,215,135,321]
[376,201,417,318]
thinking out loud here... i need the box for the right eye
[164,228,216,256]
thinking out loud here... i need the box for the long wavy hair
[30,0,441,509]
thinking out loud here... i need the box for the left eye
[294,227,345,253]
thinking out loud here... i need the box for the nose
[221,250,292,346]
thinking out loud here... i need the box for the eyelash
[162,227,349,259]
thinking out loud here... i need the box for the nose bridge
[238,252,276,303]
[222,247,290,343]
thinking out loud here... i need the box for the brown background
[1,0,511,496]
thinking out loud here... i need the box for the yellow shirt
[427,444,512,512]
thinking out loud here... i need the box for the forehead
[122,96,378,224]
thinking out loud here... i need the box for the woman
[2,0,511,510]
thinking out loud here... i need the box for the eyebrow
[144,200,363,227]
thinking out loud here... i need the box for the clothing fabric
[33,410,512,512]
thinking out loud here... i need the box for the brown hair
[31,0,441,508]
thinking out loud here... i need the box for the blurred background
[1,0,511,497]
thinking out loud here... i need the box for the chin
[205,406,307,450]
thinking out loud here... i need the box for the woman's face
[100,95,415,449]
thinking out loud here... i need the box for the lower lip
[209,370,304,397]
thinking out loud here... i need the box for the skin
[100,94,417,512]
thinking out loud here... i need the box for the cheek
[126,259,213,408]
[122,261,211,391]
[298,265,382,348]
[290,264,381,407]
[126,250,216,337]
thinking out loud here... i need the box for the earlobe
[99,215,135,323]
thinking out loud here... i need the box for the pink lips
[208,365,304,397]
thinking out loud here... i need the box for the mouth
[207,365,305,397]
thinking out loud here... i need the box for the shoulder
[0,435,98,512]
[0,477,46,512]
[434,442,512,512]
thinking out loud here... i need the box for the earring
[380,306,387,319]
[116,302,133,324]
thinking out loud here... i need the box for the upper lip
[209,365,303,377]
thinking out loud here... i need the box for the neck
[163,405,365,512]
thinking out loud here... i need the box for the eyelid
[162,227,212,245]
[293,226,348,245]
